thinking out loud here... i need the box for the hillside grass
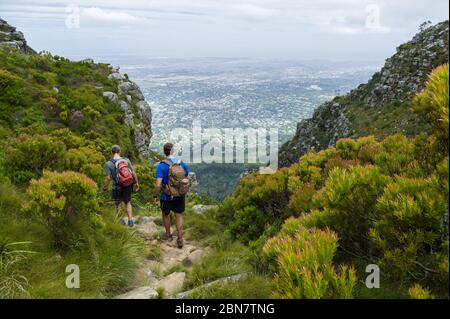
[345,100,433,140]
[0,183,148,298]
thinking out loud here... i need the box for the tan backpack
[161,159,190,197]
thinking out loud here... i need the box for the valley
[86,56,380,199]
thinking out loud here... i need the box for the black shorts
[160,197,185,215]
[112,186,132,205]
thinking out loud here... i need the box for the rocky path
[114,215,209,299]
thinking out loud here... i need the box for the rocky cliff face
[279,21,449,168]
[103,68,153,157]
[0,18,34,53]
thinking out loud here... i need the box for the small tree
[25,171,99,249]
[419,21,432,32]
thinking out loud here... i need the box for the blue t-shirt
[156,157,189,201]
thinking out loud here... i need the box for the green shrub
[370,176,448,295]
[373,134,421,177]
[24,171,100,249]
[4,134,66,184]
[63,146,105,183]
[0,68,26,106]
[316,165,391,254]
[0,68,19,88]
[408,284,435,299]
[288,182,316,215]
[263,220,356,299]
[49,129,85,149]
[132,163,155,203]
[413,64,449,148]
[228,206,266,244]
[217,170,291,243]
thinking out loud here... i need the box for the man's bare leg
[126,202,133,222]
[175,213,184,240]
[162,211,171,236]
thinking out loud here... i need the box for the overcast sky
[0,0,448,60]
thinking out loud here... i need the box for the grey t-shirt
[104,157,134,189]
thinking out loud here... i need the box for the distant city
[92,56,381,152]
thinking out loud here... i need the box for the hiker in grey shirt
[103,144,140,226]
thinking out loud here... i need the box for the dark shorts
[160,197,185,215]
[112,186,132,205]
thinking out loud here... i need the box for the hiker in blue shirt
[153,143,189,249]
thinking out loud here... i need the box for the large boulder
[136,220,159,239]
[192,204,218,214]
[108,72,125,81]
[182,248,208,267]
[103,91,118,103]
[155,272,186,296]
[118,81,145,100]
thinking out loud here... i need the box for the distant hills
[279,21,449,167]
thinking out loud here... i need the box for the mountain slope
[0,18,157,298]
[0,17,152,159]
[279,21,449,167]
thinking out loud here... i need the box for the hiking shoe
[127,220,134,227]
[177,238,184,249]
[161,233,173,241]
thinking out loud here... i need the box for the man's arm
[154,178,162,192]
[182,162,189,176]
[127,159,140,191]
[153,178,162,203]
[103,163,112,192]
[103,175,111,192]
[132,169,140,191]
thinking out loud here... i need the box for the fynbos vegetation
[219,64,449,298]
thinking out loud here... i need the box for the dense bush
[315,165,391,255]
[371,175,449,293]
[132,163,155,203]
[264,218,357,299]
[63,146,105,183]
[217,169,291,244]
[413,64,449,148]
[4,134,66,184]
[24,171,100,249]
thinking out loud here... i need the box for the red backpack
[112,158,135,187]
